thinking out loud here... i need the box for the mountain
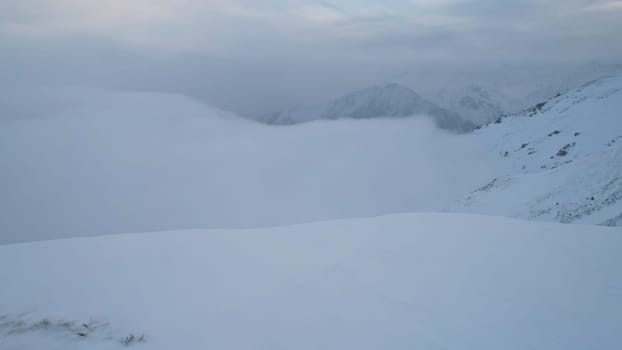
[423,62,622,125]
[261,83,476,132]
[1,213,621,349]
[435,85,506,125]
[512,62,622,111]
[449,74,622,225]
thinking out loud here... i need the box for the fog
[0,88,502,243]
[2,1,622,242]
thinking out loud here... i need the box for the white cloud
[582,0,622,12]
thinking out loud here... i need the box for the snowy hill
[451,75,622,225]
[1,213,621,350]
[261,84,475,132]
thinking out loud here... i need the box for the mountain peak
[260,83,474,132]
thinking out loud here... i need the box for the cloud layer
[2,0,622,115]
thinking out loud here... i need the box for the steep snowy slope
[1,213,621,350]
[261,84,475,132]
[451,75,622,225]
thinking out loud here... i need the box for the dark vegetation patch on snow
[0,314,146,347]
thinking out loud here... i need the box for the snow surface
[1,213,621,350]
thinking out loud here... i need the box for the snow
[451,75,622,225]
[1,213,621,350]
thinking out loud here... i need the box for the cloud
[1,0,621,117]
[581,0,622,12]
[2,0,620,56]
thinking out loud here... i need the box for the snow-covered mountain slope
[1,213,621,350]
[511,63,622,114]
[435,85,505,125]
[261,83,475,132]
[450,75,622,226]
[407,62,622,126]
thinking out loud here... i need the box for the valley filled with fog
[3,71,622,244]
[2,1,622,349]
[1,88,502,243]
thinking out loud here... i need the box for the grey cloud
[1,0,621,117]
[445,0,545,19]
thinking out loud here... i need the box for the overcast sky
[2,0,622,116]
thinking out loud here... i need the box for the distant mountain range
[258,83,476,132]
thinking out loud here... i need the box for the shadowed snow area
[0,213,620,349]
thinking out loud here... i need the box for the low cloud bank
[0,88,500,243]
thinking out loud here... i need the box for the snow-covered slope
[1,213,621,350]
[261,84,475,132]
[451,75,622,225]
[435,85,505,125]
[511,63,622,114]
[415,63,622,126]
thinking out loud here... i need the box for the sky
[2,0,622,116]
